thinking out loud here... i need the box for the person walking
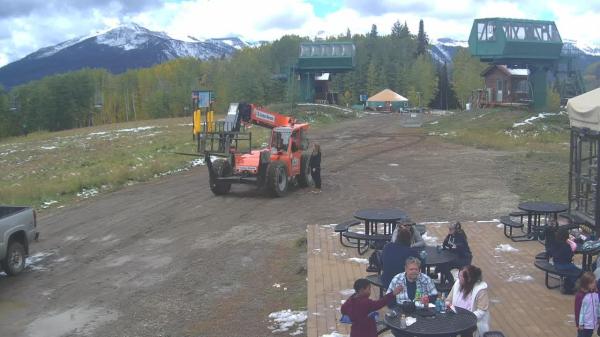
[310,143,321,193]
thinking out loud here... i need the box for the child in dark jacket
[341,278,402,337]
[574,272,600,337]
[440,222,472,283]
[553,228,582,294]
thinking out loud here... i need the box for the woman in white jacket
[445,265,490,337]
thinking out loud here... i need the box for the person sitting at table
[386,257,438,305]
[552,228,583,294]
[382,228,420,289]
[440,222,473,283]
[391,220,425,248]
[341,278,403,337]
[445,265,490,337]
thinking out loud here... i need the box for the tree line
[0,20,487,139]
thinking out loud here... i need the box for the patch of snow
[77,188,99,199]
[422,232,438,245]
[40,146,57,150]
[273,283,282,288]
[41,200,58,209]
[476,219,499,223]
[495,244,519,252]
[321,332,348,337]
[332,251,347,257]
[178,123,193,126]
[340,289,355,296]
[116,126,156,133]
[267,309,307,334]
[297,103,354,114]
[429,121,439,125]
[507,274,534,283]
[513,112,558,128]
[26,251,54,270]
[388,163,399,167]
[496,223,504,228]
[347,258,369,265]
[88,131,108,136]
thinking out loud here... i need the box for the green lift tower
[294,42,355,103]
[468,18,563,109]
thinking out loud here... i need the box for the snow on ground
[321,332,348,337]
[267,309,307,335]
[41,200,59,209]
[77,188,99,199]
[495,244,519,252]
[422,232,438,245]
[297,103,353,114]
[26,251,54,270]
[40,146,57,150]
[507,274,534,283]
[513,112,559,128]
[347,257,369,265]
[339,289,354,296]
[388,163,399,167]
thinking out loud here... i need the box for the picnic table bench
[334,219,362,247]
[342,231,391,255]
[534,260,582,289]
[499,215,526,241]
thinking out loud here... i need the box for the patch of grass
[0,104,357,210]
[425,108,572,202]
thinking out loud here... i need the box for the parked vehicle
[0,206,38,275]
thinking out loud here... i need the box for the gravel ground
[0,113,519,337]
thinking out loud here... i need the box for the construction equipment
[199,102,313,197]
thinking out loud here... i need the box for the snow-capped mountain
[430,37,600,68]
[0,23,249,89]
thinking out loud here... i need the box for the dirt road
[0,114,519,337]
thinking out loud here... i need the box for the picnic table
[575,244,600,271]
[518,202,568,240]
[342,208,407,255]
[418,246,457,286]
[353,208,408,235]
[385,306,477,337]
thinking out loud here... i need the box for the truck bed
[0,206,29,220]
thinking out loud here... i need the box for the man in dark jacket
[382,228,419,289]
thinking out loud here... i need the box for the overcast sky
[1,0,599,67]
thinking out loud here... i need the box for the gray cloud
[344,0,432,16]
[0,0,163,19]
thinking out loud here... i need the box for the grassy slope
[0,104,359,209]
[424,107,571,202]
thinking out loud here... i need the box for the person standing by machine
[310,143,322,193]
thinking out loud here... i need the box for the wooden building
[481,65,531,105]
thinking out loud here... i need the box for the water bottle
[435,294,443,313]
[400,314,407,329]
[439,293,446,313]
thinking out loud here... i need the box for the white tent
[568,88,600,131]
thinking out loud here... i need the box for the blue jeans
[554,262,581,291]
[577,328,593,337]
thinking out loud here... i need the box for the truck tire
[266,161,288,197]
[2,241,26,276]
[298,153,313,188]
[209,159,232,195]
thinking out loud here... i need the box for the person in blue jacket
[382,228,419,289]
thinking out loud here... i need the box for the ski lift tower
[468,18,563,109]
[295,42,356,103]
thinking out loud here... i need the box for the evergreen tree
[370,24,378,38]
[416,19,429,56]
[432,62,458,110]
[391,20,403,38]
[346,28,351,39]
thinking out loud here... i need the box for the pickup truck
[0,206,39,275]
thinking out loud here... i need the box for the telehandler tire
[266,161,288,197]
[298,153,313,188]
[209,159,232,195]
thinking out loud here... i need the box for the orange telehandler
[200,103,313,197]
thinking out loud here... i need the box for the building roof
[367,89,408,102]
[481,65,529,77]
